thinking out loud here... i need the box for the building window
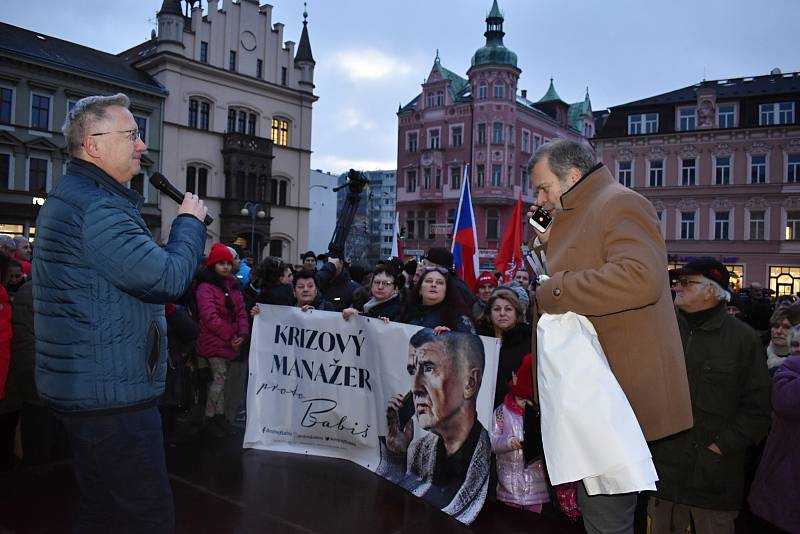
[247,114,256,136]
[281,67,287,86]
[521,167,528,194]
[270,179,288,206]
[429,129,440,149]
[0,153,10,190]
[787,153,800,183]
[680,211,695,240]
[426,92,435,108]
[29,157,48,193]
[678,108,696,131]
[450,166,461,190]
[760,102,795,125]
[272,118,289,146]
[406,170,416,193]
[533,134,542,150]
[256,59,263,79]
[628,113,658,135]
[648,159,664,187]
[477,123,486,144]
[423,168,431,189]
[493,81,504,99]
[478,82,487,100]
[618,161,632,187]
[185,165,208,197]
[200,41,208,63]
[476,165,485,188]
[786,211,800,240]
[134,115,148,145]
[31,94,50,129]
[715,156,731,185]
[229,108,257,135]
[229,50,236,71]
[451,126,462,148]
[491,165,502,187]
[227,109,236,132]
[486,209,499,240]
[749,210,765,240]
[714,211,730,240]
[522,130,530,153]
[770,266,800,297]
[750,155,767,184]
[427,210,436,239]
[0,87,12,124]
[681,158,696,186]
[435,168,441,189]
[189,98,211,130]
[717,104,735,128]
[436,91,444,107]
[492,122,503,144]
[407,132,418,152]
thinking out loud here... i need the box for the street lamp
[240,202,266,257]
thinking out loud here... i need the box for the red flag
[495,193,523,283]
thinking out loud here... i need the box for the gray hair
[62,93,131,156]
[704,278,731,303]
[526,139,596,185]
[0,235,14,252]
[13,235,29,246]
[409,328,485,376]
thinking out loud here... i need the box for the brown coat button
[553,287,561,296]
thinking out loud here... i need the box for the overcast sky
[4,0,798,174]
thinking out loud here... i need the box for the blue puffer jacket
[33,159,206,413]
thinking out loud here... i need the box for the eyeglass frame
[371,278,396,288]
[671,278,708,288]
[88,128,141,142]
[422,266,450,275]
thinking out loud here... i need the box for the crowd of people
[0,95,797,534]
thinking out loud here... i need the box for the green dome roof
[471,45,517,68]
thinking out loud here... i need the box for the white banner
[243,305,499,524]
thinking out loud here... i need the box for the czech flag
[451,165,479,290]
[391,211,403,259]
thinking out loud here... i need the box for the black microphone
[149,172,214,226]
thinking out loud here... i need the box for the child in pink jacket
[490,354,550,512]
[195,243,249,437]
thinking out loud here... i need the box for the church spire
[295,2,315,65]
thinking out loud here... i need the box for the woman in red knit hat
[195,243,249,438]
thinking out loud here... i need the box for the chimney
[521,89,528,99]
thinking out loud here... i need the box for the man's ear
[82,136,102,159]
[463,368,482,400]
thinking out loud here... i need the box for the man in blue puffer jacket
[33,93,207,533]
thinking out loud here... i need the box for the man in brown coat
[527,140,692,534]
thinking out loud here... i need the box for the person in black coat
[476,288,532,408]
[316,258,361,312]
[341,264,405,322]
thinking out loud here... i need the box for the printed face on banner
[407,342,466,432]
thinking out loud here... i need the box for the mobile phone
[397,391,415,429]
[528,208,552,233]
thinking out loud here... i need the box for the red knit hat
[206,243,234,266]
[476,271,498,288]
[509,353,534,400]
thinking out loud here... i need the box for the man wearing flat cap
[648,259,771,534]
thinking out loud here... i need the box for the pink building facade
[395,0,592,269]
[594,71,800,295]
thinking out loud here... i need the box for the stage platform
[0,430,585,534]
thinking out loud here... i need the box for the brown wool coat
[533,165,693,442]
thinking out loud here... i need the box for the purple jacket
[195,279,249,359]
[490,396,549,508]
[748,356,800,533]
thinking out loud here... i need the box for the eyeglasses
[671,278,707,288]
[372,279,394,288]
[89,129,140,142]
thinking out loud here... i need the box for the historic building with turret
[120,0,317,260]
[395,0,593,268]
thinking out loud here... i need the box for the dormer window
[628,113,658,135]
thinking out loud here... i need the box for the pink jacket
[490,395,550,508]
[195,278,249,359]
